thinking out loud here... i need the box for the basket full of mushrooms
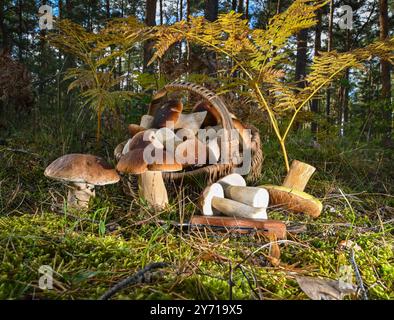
[114,81,263,210]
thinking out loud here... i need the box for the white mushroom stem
[222,185,269,208]
[175,111,207,134]
[140,115,154,129]
[138,115,168,210]
[138,171,168,210]
[67,182,95,209]
[211,197,267,219]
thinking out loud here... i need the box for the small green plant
[149,0,394,171]
[48,17,149,142]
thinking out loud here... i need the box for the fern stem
[253,83,290,170]
[282,62,353,141]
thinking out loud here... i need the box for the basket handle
[151,81,239,163]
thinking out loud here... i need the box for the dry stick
[348,248,368,300]
[99,262,170,300]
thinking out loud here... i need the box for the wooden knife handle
[190,215,287,239]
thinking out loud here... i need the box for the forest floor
[0,108,393,300]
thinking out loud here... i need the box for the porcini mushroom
[260,160,323,217]
[200,183,267,219]
[45,154,120,209]
[127,124,145,137]
[151,99,183,128]
[122,130,163,155]
[192,100,221,127]
[217,173,269,209]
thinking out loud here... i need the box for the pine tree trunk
[204,0,218,76]
[0,2,11,53]
[143,0,157,74]
[294,29,308,131]
[326,0,334,119]
[311,8,321,135]
[106,0,110,18]
[18,0,23,60]
[379,0,392,141]
[237,0,244,18]
[159,0,163,24]
[232,0,237,11]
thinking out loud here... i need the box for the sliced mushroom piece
[218,173,269,209]
[45,154,120,209]
[140,115,154,129]
[262,185,322,218]
[259,160,322,217]
[174,111,207,134]
[192,100,221,127]
[200,183,267,219]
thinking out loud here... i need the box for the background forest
[0,0,393,300]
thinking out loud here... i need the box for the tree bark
[311,8,321,135]
[106,0,110,19]
[237,0,244,18]
[294,28,308,131]
[232,0,237,11]
[204,0,218,76]
[159,0,163,24]
[0,2,11,53]
[18,0,23,60]
[143,0,157,73]
[379,0,392,140]
[205,0,218,22]
[295,29,308,89]
[325,0,334,119]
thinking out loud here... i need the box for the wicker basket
[121,81,263,198]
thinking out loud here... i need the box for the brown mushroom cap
[116,148,148,174]
[44,154,120,185]
[127,124,145,138]
[148,151,183,172]
[152,99,183,128]
[114,140,128,162]
[192,100,221,127]
[124,130,162,153]
[261,185,323,218]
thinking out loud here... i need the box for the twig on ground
[100,262,170,300]
[348,248,368,300]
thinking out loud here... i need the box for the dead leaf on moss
[296,276,357,300]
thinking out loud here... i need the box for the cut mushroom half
[217,173,269,209]
[45,154,120,209]
[261,185,322,218]
[140,115,154,129]
[174,111,207,134]
[200,183,268,219]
